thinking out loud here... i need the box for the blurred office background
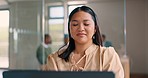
[0,0,148,78]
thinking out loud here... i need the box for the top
[46,44,124,78]
[36,43,52,64]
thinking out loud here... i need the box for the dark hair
[58,6,102,62]
[45,34,49,38]
[44,34,52,44]
[102,34,106,39]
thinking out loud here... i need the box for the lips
[76,33,86,36]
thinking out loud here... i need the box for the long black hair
[58,6,102,62]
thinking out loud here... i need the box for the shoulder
[100,46,118,58]
[106,41,112,43]
[37,44,42,49]
[100,47,124,78]
[36,45,43,52]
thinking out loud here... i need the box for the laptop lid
[3,70,115,78]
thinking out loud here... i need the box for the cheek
[90,26,96,34]
[92,25,96,34]
[70,26,77,33]
[91,30,95,36]
[69,27,75,38]
[70,26,73,33]
[94,29,96,35]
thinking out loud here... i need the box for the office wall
[9,1,42,69]
[126,0,147,73]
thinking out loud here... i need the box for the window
[48,6,64,52]
[49,7,64,18]
[0,10,9,68]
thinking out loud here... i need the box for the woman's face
[70,11,96,45]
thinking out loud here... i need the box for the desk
[121,56,130,78]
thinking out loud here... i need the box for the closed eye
[73,24,78,26]
[71,20,78,26]
[84,24,90,26]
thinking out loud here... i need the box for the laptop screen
[3,70,115,78]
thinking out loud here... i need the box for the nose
[78,24,84,31]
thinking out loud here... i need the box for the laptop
[3,70,115,78]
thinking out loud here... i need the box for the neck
[74,41,93,55]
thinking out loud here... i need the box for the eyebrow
[84,20,90,22]
[71,20,91,22]
[71,20,78,22]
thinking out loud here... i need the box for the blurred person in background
[102,34,112,47]
[36,34,52,70]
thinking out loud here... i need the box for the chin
[76,41,88,44]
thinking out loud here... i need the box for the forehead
[71,11,93,20]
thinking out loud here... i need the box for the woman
[46,6,124,78]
